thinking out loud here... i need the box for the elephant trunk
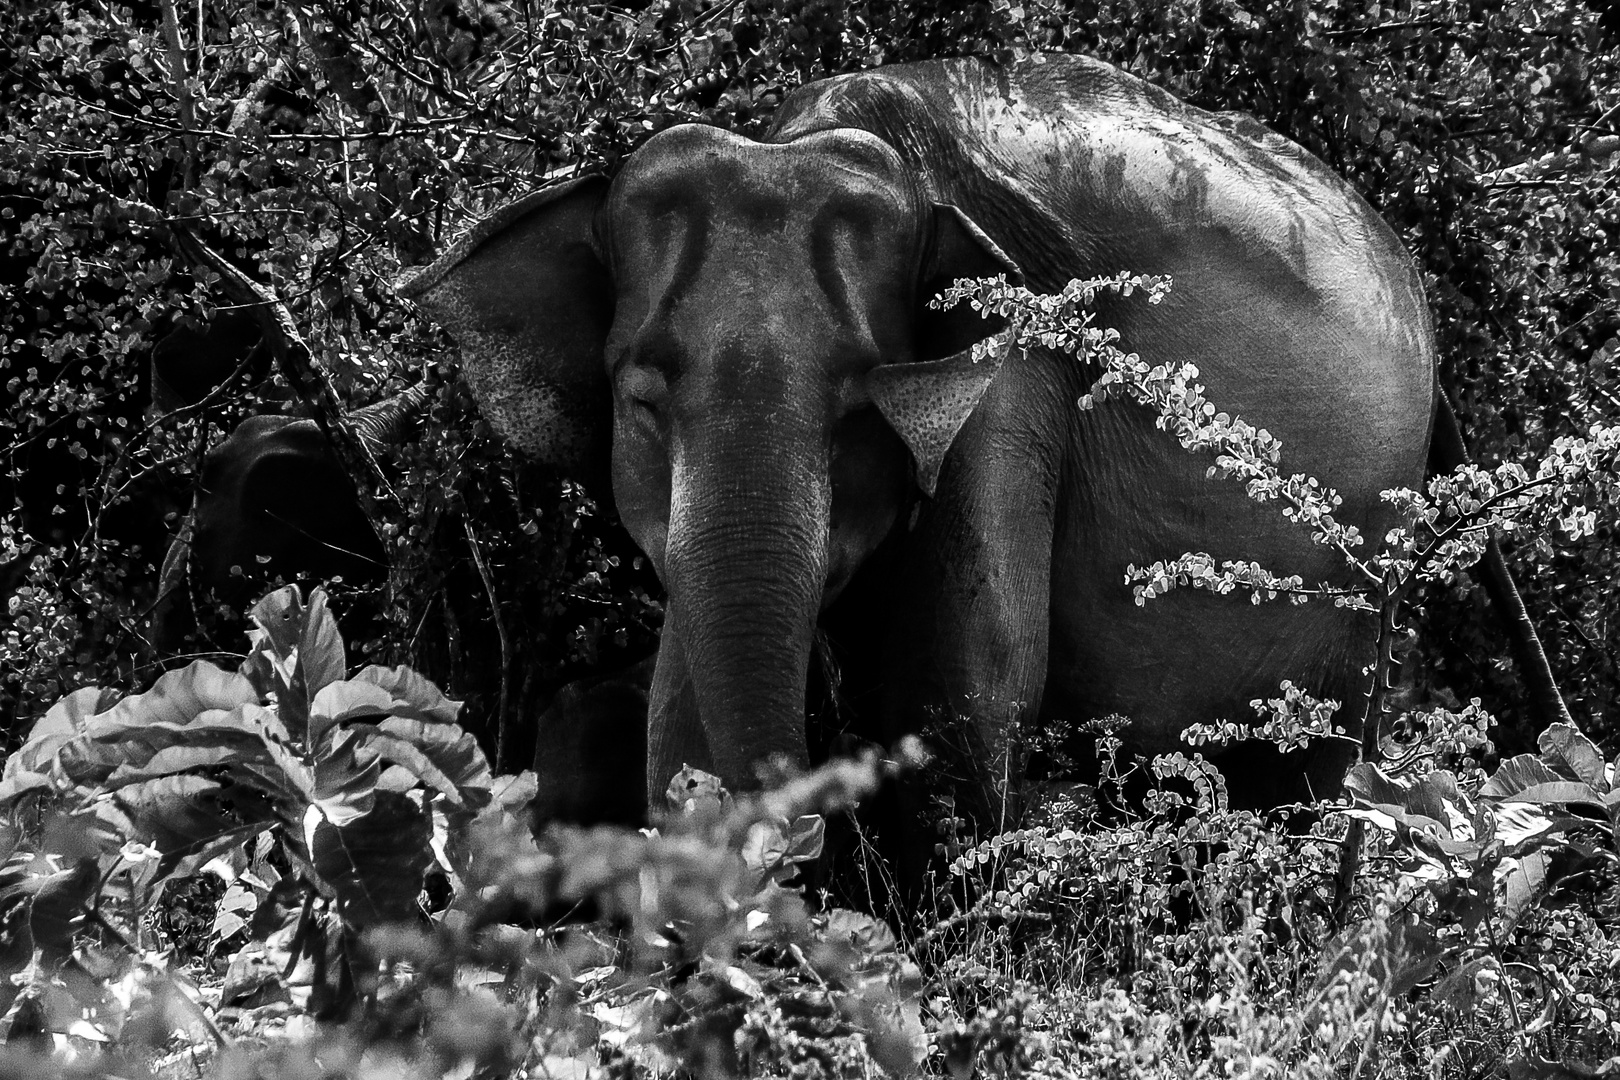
[349,381,433,457]
[663,417,830,792]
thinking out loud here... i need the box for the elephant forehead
[611,124,919,236]
[201,417,322,490]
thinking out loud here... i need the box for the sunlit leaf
[1537,723,1608,789]
[352,665,463,724]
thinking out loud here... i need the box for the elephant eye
[620,374,667,437]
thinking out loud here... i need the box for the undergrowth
[0,586,1618,1078]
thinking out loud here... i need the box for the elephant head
[152,381,431,651]
[399,125,1019,797]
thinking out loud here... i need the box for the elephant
[152,384,429,651]
[399,53,1557,839]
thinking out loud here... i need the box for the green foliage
[0,578,1616,1077]
[0,588,932,1076]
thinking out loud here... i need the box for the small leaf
[824,908,898,955]
[490,771,538,811]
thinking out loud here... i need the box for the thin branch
[155,0,197,152]
[166,225,402,519]
[463,518,514,773]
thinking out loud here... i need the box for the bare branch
[166,225,402,519]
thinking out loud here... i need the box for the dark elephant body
[403,54,1435,825]
[768,57,1434,806]
[152,387,427,651]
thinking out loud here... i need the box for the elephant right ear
[395,176,614,481]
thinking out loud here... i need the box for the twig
[165,225,402,515]
[463,518,514,773]
[1321,18,1443,40]
[155,0,197,174]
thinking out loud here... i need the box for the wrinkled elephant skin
[400,55,1436,827]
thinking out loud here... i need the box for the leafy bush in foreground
[3,589,1620,1078]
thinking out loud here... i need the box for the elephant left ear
[867,339,1009,496]
[868,203,1022,497]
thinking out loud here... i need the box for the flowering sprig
[1182,681,1350,754]
[936,275,1374,607]
[1124,554,1374,610]
[1379,427,1620,589]
[939,276,1620,620]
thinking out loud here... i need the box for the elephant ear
[395,176,613,482]
[868,203,1022,496]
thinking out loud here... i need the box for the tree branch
[166,226,402,517]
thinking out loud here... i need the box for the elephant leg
[883,367,1065,873]
[645,608,713,811]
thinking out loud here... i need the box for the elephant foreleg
[883,365,1066,843]
[644,606,713,809]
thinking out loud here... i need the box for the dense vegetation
[0,0,1617,1076]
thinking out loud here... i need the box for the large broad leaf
[83,661,257,733]
[311,727,380,828]
[107,775,277,880]
[353,734,468,808]
[363,718,491,806]
[248,587,346,736]
[307,790,431,928]
[2,686,118,787]
[296,589,346,698]
[1499,849,1553,935]
[46,667,258,789]
[58,719,266,794]
[1483,755,1605,808]
[1538,723,1609,789]
[102,739,273,790]
[1493,782,1610,811]
[1344,764,1457,835]
[351,666,462,724]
